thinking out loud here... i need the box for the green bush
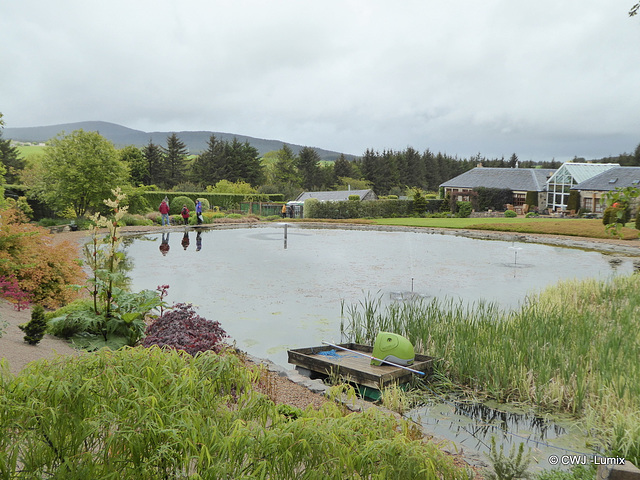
[37,218,67,228]
[202,211,226,223]
[196,197,211,211]
[170,196,195,215]
[525,212,539,218]
[119,213,154,226]
[504,209,517,218]
[603,205,630,225]
[348,195,361,201]
[456,201,473,218]
[525,191,538,208]
[567,190,580,212]
[121,186,152,215]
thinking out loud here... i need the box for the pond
[124,224,635,369]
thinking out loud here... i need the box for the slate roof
[295,189,376,202]
[440,168,555,192]
[571,166,640,191]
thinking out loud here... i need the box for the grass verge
[373,217,639,240]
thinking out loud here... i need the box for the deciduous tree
[38,130,128,217]
[119,145,147,186]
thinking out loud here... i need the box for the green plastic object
[370,332,415,366]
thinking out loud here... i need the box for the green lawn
[15,144,46,157]
[373,216,640,240]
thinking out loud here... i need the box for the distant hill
[4,121,356,161]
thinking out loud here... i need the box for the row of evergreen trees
[2,126,640,198]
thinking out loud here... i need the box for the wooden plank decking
[287,343,433,390]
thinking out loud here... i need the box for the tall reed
[341,274,640,463]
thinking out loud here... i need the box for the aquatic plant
[341,274,640,463]
[484,437,532,480]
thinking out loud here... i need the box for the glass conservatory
[546,163,618,212]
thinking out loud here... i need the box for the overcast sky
[2,1,639,161]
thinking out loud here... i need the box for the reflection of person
[196,231,202,251]
[159,233,170,256]
[159,198,170,226]
[181,231,190,250]
[196,200,203,225]
[181,205,190,225]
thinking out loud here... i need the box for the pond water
[124,224,630,468]
[124,224,635,368]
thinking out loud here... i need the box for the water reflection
[159,233,170,256]
[409,398,595,470]
[125,226,636,368]
[181,231,190,250]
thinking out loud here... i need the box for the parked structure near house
[571,166,640,213]
[546,163,618,212]
[295,189,377,203]
[440,167,554,211]
[289,189,378,218]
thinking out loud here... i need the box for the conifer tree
[19,305,47,345]
[163,133,189,188]
[0,133,25,184]
[143,140,166,187]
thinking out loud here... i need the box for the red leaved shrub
[142,303,229,355]
[0,208,84,308]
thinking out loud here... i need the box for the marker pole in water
[321,341,426,376]
[284,224,288,249]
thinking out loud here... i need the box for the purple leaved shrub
[142,303,229,355]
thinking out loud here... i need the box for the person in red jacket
[159,199,170,226]
[180,204,190,225]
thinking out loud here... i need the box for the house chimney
[477,163,483,168]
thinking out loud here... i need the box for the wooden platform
[287,343,433,390]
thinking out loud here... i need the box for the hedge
[144,192,284,211]
[304,199,414,219]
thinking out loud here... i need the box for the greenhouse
[546,162,618,212]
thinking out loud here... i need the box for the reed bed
[341,274,640,463]
[0,347,467,479]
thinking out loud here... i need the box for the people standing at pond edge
[159,199,170,226]
[181,205,190,225]
[195,200,203,225]
[281,204,287,219]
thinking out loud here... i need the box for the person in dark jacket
[180,205,190,225]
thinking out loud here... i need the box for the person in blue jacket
[195,200,203,225]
